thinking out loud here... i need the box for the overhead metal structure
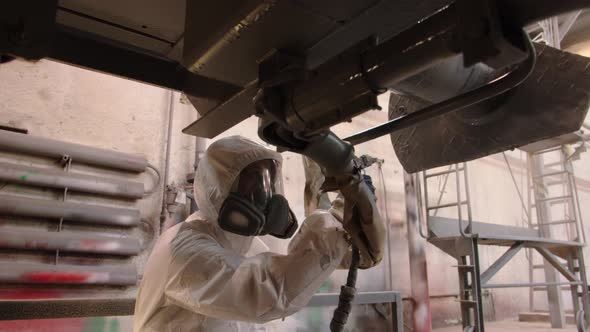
[1,2,589,163]
[1,0,590,325]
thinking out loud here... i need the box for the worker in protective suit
[134,135,383,331]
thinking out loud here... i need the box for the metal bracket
[0,0,58,60]
[537,247,578,282]
[455,0,528,69]
[480,241,524,284]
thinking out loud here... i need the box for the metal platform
[428,216,584,259]
[413,154,589,332]
[424,214,588,332]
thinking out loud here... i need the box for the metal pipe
[483,281,582,289]
[455,163,469,238]
[0,130,148,172]
[0,162,144,199]
[426,201,467,210]
[160,91,175,234]
[301,131,355,176]
[390,56,495,104]
[463,163,474,234]
[0,195,140,227]
[194,137,207,172]
[0,227,140,255]
[0,263,137,285]
[284,7,457,133]
[404,171,432,332]
[0,124,27,134]
[344,31,536,146]
[191,137,207,213]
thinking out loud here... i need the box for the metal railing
[421,162,473,238]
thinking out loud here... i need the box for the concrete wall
[0,44,589,330]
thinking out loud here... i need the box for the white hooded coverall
[134,136,350,331]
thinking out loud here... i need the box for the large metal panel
[58,0,185,46]
[183,0,452,86]
[184,1,454,138]
[56,9,172,54]
[184,1,337,87]
[389,44,590,173]
[428,216,538,239]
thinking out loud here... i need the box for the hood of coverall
[193,135,284,254]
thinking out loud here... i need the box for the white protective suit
[134,136,350,331]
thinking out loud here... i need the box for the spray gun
[357,155,384,169]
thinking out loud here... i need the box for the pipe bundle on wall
[0,130,148,172]
[0,130,149,289]
[0,227,141,255]
[0,195,140,226]
[0,263,137,285]
[0,162,145,199]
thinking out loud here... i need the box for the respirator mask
[218,159,298,239]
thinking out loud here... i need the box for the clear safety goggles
[231,159,279,211]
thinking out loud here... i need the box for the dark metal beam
[49,25,241,103]
[497,0,590,28]
[0,298,135,320]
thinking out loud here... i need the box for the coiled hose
[330,246,360,332]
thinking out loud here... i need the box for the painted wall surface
[0,43,589,331]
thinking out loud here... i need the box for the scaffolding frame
[410,145,589,331]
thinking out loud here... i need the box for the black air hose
[330,246,360,332]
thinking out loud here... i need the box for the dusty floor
[434,319,577,332]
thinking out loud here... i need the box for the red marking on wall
[22,272,89,283]
[80,240,103,250]
[23,240,49,249]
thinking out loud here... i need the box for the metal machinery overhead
[1,1,589,169]
[2,0,590,329]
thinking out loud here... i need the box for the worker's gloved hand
[332,175,385,269]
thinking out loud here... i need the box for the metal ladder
[455,237,485,332]
[527,145,587,321]
[423,163,483,332]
